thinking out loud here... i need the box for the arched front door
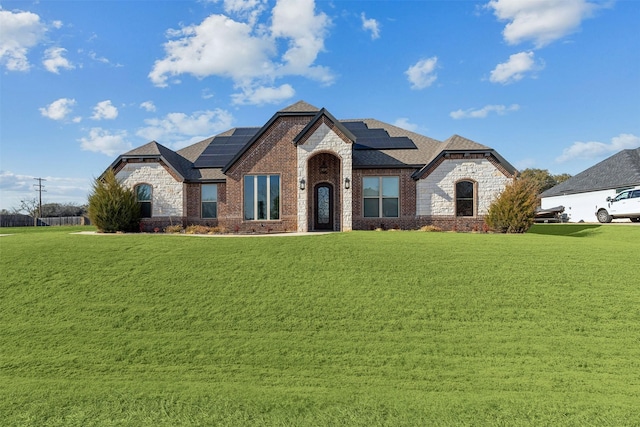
[314,183,333,230]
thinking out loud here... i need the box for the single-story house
[540,147,640,222]
[107,101,517,232]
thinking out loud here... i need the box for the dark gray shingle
[541,147,640,197]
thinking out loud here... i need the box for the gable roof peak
[442,134,490,150]
[279,100,321,113]
[122,140,165,156]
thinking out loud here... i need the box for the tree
[554,173,571,185]
[519,168,572,193]
[40,203,87,217]
[485,178,538,233]
[88,169,141,233]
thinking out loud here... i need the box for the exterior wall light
[299,179,306,190]
[344,177,350,189]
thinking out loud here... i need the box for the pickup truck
[595,188,640,223]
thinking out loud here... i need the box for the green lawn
[1,225,639,426]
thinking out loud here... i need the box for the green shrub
[87,169,140,233]
[485,178,538,233]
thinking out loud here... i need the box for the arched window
[135,184,152,218]
[456,180,475,217]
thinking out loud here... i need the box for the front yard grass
[1,225,639,426]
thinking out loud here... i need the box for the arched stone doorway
[307,152,341,231]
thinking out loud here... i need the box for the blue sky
[1,0,638,210]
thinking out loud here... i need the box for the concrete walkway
[72,231,335,237]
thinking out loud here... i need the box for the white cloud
[270,0,332,81]
[79,128,131,156]
[450,104,520,119]
[556,133,640,163]
[393,118,419,132]
[39,98,76,121]
[202,88,215,99]
[149,14,274,88]
[361,12,380,40]
[136,109,234,149]
[231,83,295,105]
[0,9,47,71]
[91,100,118,120]
[149,0,332,104]
[221,0,268,25]
[486,0,599,48]
[0,170,33,192]
[0,170,89,210]
[140,101,156,112]
[405,57,438,90]
[43,47,74,73]
[490,51,542,84]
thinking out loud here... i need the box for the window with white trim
[363,176,399,217]
[135,184,152,218]
[201,184,217,218]
[244,175,280,220]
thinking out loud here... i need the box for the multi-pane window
[244,175,280,220]
[363,176,399,217]
[456,180,475,217]
[201,184,217,218]
[135,184,152,218]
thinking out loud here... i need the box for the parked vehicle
[534,206,567,223]
[595,188,640,223]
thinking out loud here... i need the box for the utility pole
[33,178,46,224]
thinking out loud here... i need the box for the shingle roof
[442,134,491,151]
[116,141,191,180]
[541,147,640,197]
[278,100,320,113]
[112,101,514,182]
[343,119,442,167]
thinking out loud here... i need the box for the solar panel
[342,121,369,130]
[232,127,260,136]
[194,134,254,168]
[341,121,417,150]
[353,137,416,150]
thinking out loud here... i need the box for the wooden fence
[0,215,90,227]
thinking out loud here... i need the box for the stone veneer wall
[296,122,353,231]
[416,158,512,217]
[117,162,184,218]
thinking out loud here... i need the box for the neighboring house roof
[109,100,516,182]
[541,147,640,197]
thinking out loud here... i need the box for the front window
[613,191,631,202]
[136,184,152,218]
[244,175,280,220]
[363,176,399,217]
[201,184,217,218]
[456,180,475,217]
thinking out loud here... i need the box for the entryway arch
[307,152,341,231]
